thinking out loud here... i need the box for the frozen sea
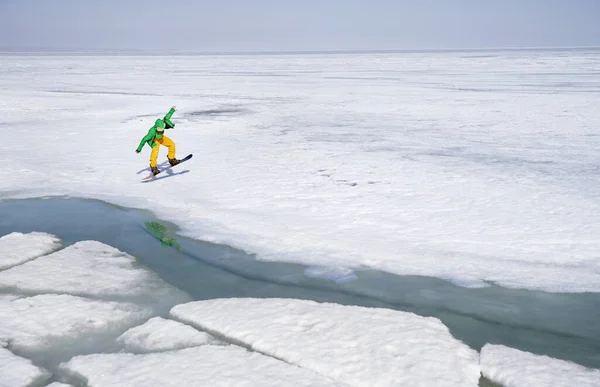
[1,48,600,386]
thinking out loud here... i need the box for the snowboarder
[136,106,180,176]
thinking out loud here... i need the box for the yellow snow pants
[150,136,176,167]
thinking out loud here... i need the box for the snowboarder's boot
[168,157,180,166]
[151,166,160,176]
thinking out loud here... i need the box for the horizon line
[1,45,600,56]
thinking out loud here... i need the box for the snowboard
[142,154,193,181]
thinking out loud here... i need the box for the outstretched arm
[164,106,176,129]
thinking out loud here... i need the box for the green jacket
[136,108,176,152]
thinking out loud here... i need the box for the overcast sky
[1,0,599,52]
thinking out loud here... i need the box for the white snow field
[480,344,600,387]
[1,50,600,385]
[2,50,600,292]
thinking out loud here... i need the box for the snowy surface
[0,293,151,353]
[480,344,600,387]
[61,346,343,387]
[0,236,194,385]
[2,50,599,292]
[0,233,481,386]
[0,238,190,355]
[171,298,481,387]
[0,232,61,270]
[117,316,218,353]
[0,240,184,303]
[0,346,51,387]
[3,233,600,386]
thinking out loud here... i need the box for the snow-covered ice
[0,237,191,356]
[1,49,600,386]
[0,293,151,354]
[0,234,193,383]
[0,232,483,386]
[480,344,600,387]
[0,230,484,386]
[0,232,61,270]
[171,298,481,387]
[0,346,51,387]
[1,50,599,292]
[0,240,185,304]
[1,229,599,386]
[61,346,343,387]
[117,316,218,353]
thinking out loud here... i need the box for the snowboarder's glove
[136,150,140,154]
[171,105,176,111]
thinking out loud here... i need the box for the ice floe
[0,346,51,387]
[0,232,61,270]
[117,316,218,353]
[171,298,481,387]
[60,346,343,387]
[0,293,151,354]
[2,227,599,386]
[480,344,600,387]
[0,240,188,306]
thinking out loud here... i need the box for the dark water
[1,196,599,373]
